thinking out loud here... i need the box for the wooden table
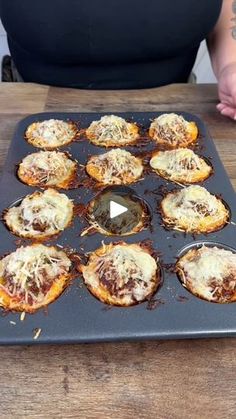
[0,83,235,419]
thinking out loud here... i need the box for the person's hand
[216,62,236,120]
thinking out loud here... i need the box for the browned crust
[85,154,143,186]
[176,247,236,303]
[0,272,72,313]
[86,121,140,147]
[160,190,229,234]
[17,153,78,189]
[84,275,159,307]
[150,150,213,185]
[79,241,161,306]
[3,191,74,241]
[25,120,79,150]
[3,226,73,242]
[0,244,74,313]
[149,121,198,149]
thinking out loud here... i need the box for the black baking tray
[0,111,236,345]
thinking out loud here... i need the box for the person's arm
[208,0,236,120]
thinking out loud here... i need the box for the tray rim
[0,110,235,345]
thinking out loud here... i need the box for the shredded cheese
[20,312,26,321]
[18,151,76,186]
[0,245,71,306]
[150,148,211,183]
[178,246,236,302]
[82,244,158,304]
[33,328,42,340]
[161,185,228,232]
[86,115,138,145]
[87,148,143,184]
[25,119,77,148]
[151,113,187,138]
[149,113,196,146]
[5,189,73,238]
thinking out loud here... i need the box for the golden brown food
[150,148,212,184]
[176,245,236,303]
[160,185,229,234]
[86,115,139,147]
[25,119,78,149]
[86,148,143,185]
[149,113,198,149]
[0,244,72,312]
[18,151,77,189]
[80,242,160,306]
[4,189,74,240]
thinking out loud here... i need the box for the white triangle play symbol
[110,200,128,219]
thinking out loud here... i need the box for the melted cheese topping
[82,243,158,305]
[0,244,71,306]
[4,189,73,238]
[161,185,228,232]
[25,119,77,148]
[150,148,211,183]
[18,151,76,187]
[86,115,138,146]
[86,149,143,184]
[177,246,236,302]
[149,113,196,146]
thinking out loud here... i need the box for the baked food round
[4,189,74,240]
[25,119,78,149]
[160,185,229,234]
[176,245,236,303]
[0,244,72,312]
[86,115,139,147]
[82,190,149,236]
[150,148,212,184]
[86,148,143,185]
[80,242,160,306]
[149,113,198,148]
[18,151,77,189]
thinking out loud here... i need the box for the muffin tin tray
[0,111,235,345]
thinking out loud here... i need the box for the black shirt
[0,0,223,89]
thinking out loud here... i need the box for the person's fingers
[217,103,226,111]
[217,100,236,113]
[220,106,235,119]
[221,106,233,115]
[219,91,232,104]
[220,92,236,108]
[216,103,233,114]
[218,89,236,105]
[218,64,236,113]
[231,88,236,107]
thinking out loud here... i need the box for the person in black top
[0,0,236,119]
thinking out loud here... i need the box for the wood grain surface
[0,83,235,419]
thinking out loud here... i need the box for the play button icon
[89,186,149,235]
[110,200,128,219]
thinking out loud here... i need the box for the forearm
[208,0,236,79]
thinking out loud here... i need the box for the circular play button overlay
[88,186,149,235]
